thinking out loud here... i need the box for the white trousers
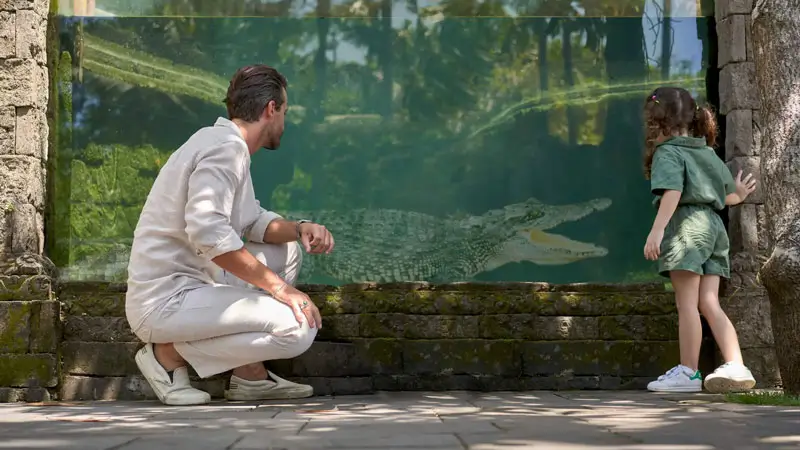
[137,241,317,378]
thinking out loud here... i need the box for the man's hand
[299,222,335,254]
[273,283,322,329]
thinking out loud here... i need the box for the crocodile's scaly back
[280,197,611,283]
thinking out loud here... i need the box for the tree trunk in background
[378,0,393,118]
[660,0,671,79]
[562,21,577,145]
[601,14,648,279]
[312,0,330,124]
[752,0,800,395]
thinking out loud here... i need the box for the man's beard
[263,132,282,151]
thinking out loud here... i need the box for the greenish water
[51,4,716,285]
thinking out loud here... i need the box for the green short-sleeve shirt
[650,136,735,210]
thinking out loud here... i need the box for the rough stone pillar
[0,0,59,402]
[716,0,780,387]
[0,0,49,264]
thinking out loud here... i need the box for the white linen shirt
[125,117,282,328]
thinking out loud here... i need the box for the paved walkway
[1,391,798,449]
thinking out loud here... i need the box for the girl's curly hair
[643,87,718,179]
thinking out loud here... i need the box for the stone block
[60,287,126,316]
[598,314,678,340]
[0,275,53,301]
[717,15,747,67]
[63,315,137,342]
[10,203,40,254]
[403,340,521,376]
[726,156,762,203]
[522,341,635,376]
[316,314,358,340]
[0,105,13,155]
[15,106,45,158]
[729,204,759,254]
[0,301,31,353]
[631,341,681,376]
[284,339,403,377]
[61,341,141,376]
[291,377,373,396]
[742,347,781,388]
[721,294,773,347]
[727,253,763,289]
[715,0,753,18]
[719,63,758,114]
[0,1,36,11]
[60,375,227,401]
[0,353,57,387]
[373,374,482,391]
[309,283,669,316]
[0,58,47,108]
[479,315,598,340]
[0,386,50,402]
[29,300,59,352]
[0,156,44,208]
[14,9,45,63]
[0,11,14,58]
[358,313,480,338]
[725,109,754,158]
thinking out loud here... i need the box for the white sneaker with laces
[225,371,314,401]
[647,364,703,393]
[704,362,756,393]
[134,343,211,406]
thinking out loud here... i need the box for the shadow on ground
[0,390,798,449]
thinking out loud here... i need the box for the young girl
[642,87,758,393]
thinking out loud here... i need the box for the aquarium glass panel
[50,0,715,285]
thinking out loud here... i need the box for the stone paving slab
[0,391,798,449]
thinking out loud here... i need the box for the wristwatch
[296,219,311,239]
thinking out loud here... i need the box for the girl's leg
[647,270,704,392]
[699,274,756,393]
[671,270,703,370]
[698,275,743,364]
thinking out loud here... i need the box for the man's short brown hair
[224,65,288,122]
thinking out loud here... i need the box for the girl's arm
[651,190,681,232]
[725,193,743,206]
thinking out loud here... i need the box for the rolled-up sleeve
[184,141,246,260]
[244,202,284,243]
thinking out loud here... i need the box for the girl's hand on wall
[734,170,757,202]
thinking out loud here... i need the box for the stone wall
[716,0,780,386]
[0,0,50,263]
[0,0,60,403]
[59,281,719,401]
[0,276,60,402]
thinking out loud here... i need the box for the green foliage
[725,391,800,406]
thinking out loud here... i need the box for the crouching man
[125,64,334,406]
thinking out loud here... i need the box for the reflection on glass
[50,0,714,285]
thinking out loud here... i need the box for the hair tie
[651,94,659,104]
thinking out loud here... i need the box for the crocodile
[279,196,612,283]
[65,197,611,284]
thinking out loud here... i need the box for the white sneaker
[134,343,211,406]
[704,362,756,393]
[647,364,703,393]
[225,371,313,401]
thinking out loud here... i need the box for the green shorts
[658,205,730,278]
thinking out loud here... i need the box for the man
[125,64,334,406]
